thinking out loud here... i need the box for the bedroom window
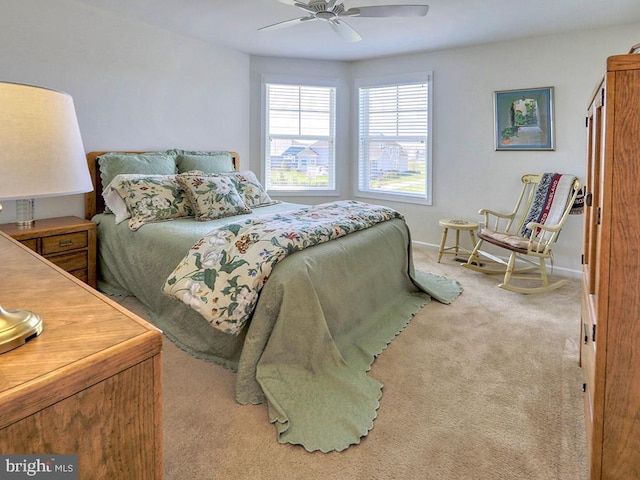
[263,79,336,193]
[356,73,432,204]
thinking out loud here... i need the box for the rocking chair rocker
[462,173,581,294]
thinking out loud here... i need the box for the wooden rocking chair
[462,173,581,294]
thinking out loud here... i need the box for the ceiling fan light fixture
[316,11,336,20]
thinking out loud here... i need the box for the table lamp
[0,81,93,353]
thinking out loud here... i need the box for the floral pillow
[98,152,177,213]
[221,171,278,208]
[110,175,193,231]
[176,173,251,221]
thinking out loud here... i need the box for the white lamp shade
[0,82,93,200]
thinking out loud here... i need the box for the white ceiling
[75,0,640,61]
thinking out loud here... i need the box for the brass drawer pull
[59,239,74,247]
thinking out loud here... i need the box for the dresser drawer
[46,251,88,273]
[69,269,88,284]
[20,239,38,252]
[41,231,88,255]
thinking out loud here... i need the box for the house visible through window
[356,73,432,204]
[264,80,336,192]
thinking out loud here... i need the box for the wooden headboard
[84,151,240,220]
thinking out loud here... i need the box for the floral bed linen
[163,200,402,335]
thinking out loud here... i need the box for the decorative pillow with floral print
[110,175,193,231]
[221,171,278,208]
[176,173,251,221]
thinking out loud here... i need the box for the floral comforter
[162,200,402,335]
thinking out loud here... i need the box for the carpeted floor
[114,245,588,480]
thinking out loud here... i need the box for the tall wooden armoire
[581,46,640,480]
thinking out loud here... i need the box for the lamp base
[0,304,43,354]
[16,198,35,228]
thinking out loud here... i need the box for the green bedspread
[94,203,462,452]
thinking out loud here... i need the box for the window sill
[355,191,431,206]
[268,190,340,197]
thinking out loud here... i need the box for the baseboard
[411,240,582,279]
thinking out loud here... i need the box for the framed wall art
[494,86,555,151]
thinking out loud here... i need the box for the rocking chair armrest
[479,208,517,231]
[525,221,563,233]
[524,221,561,253]
[478,208,514,219]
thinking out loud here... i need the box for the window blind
[358,80,429,199]
[265,83,336,191]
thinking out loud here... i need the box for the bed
[85,149,462,452]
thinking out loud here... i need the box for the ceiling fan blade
[326,0,339,10]
[277,0,318,14]
[342,4,429,17]
[258,16,313,32]
[329,19,362,42]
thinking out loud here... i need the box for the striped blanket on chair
[520,173,576,237]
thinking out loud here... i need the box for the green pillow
[98,152,177,188]
[175,151,235,174]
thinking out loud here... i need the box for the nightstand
[0,216,96,288]
[0,231,163,479]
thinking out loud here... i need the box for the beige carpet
[115,245,588,480]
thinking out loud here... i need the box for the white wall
[0,0,250,222]
[2,0,637,274]
[250,23,640,274]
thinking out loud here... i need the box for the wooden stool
[438,218,479,263]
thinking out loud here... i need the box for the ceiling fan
[259,0,429,42]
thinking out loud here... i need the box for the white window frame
[261,74,338,196]
[354,72,433,205]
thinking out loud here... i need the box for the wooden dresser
[581,50,640,479]
[0,232,163,479]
